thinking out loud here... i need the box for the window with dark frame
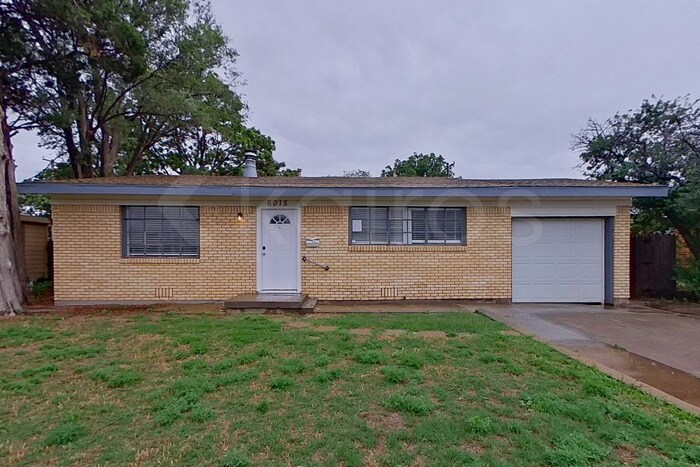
[122,206,200,257]
[350,207,465,245]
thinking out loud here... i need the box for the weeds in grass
[88,367,141,388]
[314,355,332,367]
[315,369,343,383]
[0,312,697,466]
[212,358,235,373]
[255,401,269,414]
[152,375,218,426]
[278,358,308,375]
[582,380,612,397]
[235,348,269,365]
[479,353,507,364]
[19,363,58,379]
[0,326,54,347]
[604,403,661,430]
[381,365,422,384]
[175,335,208,355]
[503,362,524,375]
[216,369,258,387]
[314,313,506,333]
[354,349,385,364]
[546,432,610,467]
[269,376,294,391]
[221,449,251,467]
[384,393,435,415]
[190,403,216,422]
[45,417,87,446]
[465,415,494,434]
[40,342,103,360]
[395,352,424,369]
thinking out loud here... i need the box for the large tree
[0,99,25,315]
[572,96,700,260]
[381,153,455,177]
[2,0,282,179]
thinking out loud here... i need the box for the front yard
[0,310,698,466]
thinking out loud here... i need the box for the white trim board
[510,200,622,217]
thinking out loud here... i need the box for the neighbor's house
[19,157,667,306]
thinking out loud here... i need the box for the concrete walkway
[477,304,700,411]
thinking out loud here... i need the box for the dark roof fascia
[17,182,670,198]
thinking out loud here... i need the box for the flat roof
[18,175,669,198]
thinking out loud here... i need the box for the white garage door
[512,218,605,303]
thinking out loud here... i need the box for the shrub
[677,261,700,298]
[30,279,52,297]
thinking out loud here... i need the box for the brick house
[19,157,666,306]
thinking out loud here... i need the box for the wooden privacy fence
[20,215,51,282]
[630,233,676,298]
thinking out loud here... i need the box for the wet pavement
[478,304,700,410]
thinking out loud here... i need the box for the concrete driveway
[477,303,700,409]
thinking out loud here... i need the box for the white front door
[259,209,300,292]
[512,218,605,303]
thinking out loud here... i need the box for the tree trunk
[0,90,26,316]
[665,209,700,262]
[678,228,700,263]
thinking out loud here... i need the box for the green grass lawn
[0,311,698,466]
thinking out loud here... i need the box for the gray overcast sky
[12,1,700,180]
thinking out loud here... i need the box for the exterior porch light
[237,212,244,221]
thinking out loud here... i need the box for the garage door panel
[555,245,578,258]
[512,218,604,303]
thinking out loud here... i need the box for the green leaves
[572,96,700,260]
[381,152,456,177]
[3,0,284,179]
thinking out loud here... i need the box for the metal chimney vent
[243,151,258,178]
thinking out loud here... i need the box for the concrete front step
[225,293,317,312]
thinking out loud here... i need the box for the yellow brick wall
[52,202,632,303]
[52,205,256,303]
[614,204,631,299]
[300,205,512,300]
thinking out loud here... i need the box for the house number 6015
[267,199,288,207]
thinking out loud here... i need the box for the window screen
[350,207,465,245]
[123,206,200,257]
